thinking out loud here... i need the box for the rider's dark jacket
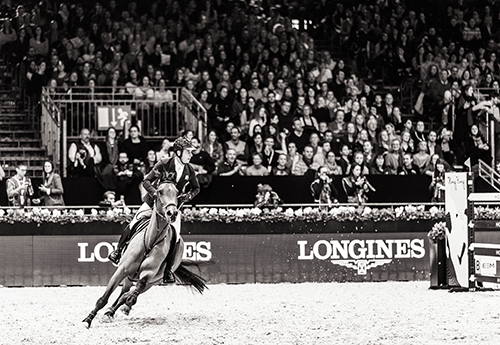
[142,156,200,207]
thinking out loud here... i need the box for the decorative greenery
[0,205,448,225]
[427,221,448,243]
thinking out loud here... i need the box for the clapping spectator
[68,128,102,177]
[217,148,243,176]
[38,160,65,206]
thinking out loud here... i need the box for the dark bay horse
[83,182,207,328]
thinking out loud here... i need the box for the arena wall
[0,220,443,286]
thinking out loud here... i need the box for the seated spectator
[121,125,149,168]
[6,162,34,207]
[209,86,232,136]
[247,132,264,164]
[113,152,143,198]
[144,150,157,175]
[224,126,249,165]
[292,145,319,177]
[189,137,216,188]
[385,139,403,175]
[427,131,442,157]
[272,153,291,176]
[284,142,301,173]
[299,104,319,135]
[370,154,390,175]
[398,153,421,175]
[465,124,491,166]
[99,191,126,208]
[248,106,268,137]
[288,117,310,153]
[413,141,431,173]
[311,166,339,208]
[244,153,270,176]
[329,109,348,141]
[400,131,415,154]
[338,144,352,175]
[324,151,343,176]
[202,130,224,167]
[38,160,64,206]
[217,148,243,176]
[439,128,456,167]
[262,136,279,171]
[68,128,102,177]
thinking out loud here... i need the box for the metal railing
[478,159,500,192]
[41,88,61,171]
[44,86,182,140]
[180,87,207,140]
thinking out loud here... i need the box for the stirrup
[108,250,121,265]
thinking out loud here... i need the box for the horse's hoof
[121,305,131,316]
[82,320,92,329]
[104,310,115,319]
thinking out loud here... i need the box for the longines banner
[1,232,430,286]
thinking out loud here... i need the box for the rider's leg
[108,203,151,264]
[162,227,180,284]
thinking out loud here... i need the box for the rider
[108,136,200,283]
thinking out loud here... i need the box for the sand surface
[1,282,499,345]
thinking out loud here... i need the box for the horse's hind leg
[104,278,133,318]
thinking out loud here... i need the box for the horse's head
[155,181,179,223]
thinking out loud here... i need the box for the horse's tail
[173,260,210,294]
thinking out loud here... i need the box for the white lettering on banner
[297,239,425,275]
[78,241,213,262]
[183,242,212,261]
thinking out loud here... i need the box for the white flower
[106,210,114,218]
[395,206,404,218]
[219,208,229,217]
[90,208,98,216]
[250,208,262,215]
[362,206,372,216]
[40,208,51,217]
[32,207,41,216]
[294,208,303,217]
[208,208,218,215]
[235,209,246,218]
[276,207,283,213]
[199,207,209,214]
[329,207,340,216]
[347,207,356,214]
[429,206,439,216]
[52,209,61,217]
[6,208,13,215]
[123,207,131,215]
[285,208,294,216]
[75,209,84,217]
[113,207,123,215]
[303,207,313,215]
[0,209,4,217]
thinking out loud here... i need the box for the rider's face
[180,149,193,164]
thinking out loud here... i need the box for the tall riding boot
[108,224,132,264]
[163,261,175,284]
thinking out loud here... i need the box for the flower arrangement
[0,207,134,225]
[0,205,448,225]
[428,221,448,243]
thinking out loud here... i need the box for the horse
[82,181,207,328]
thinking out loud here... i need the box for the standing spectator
[6,162,34,207]
[38,160,65,206]
[113,152,143,199]
[121,125,149,168]
[311,166,338,208]
[68,128,102,177]
[189,137,216,188]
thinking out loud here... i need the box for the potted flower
[428,221,448,288]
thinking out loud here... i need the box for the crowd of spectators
[3,0,500,204]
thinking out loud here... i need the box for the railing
[180,87,207,140]
[44,86,182,140]
[478,159,500,192]
[41,88,61,171]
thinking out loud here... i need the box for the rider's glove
[177,193,189,204]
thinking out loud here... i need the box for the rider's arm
[178,165,200,204]
[142,161,163,196]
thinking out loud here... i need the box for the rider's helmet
[172,137,196,154]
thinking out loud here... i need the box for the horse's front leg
[104,277,134,319]
[82,267,128,328]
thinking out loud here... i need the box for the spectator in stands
[217,148,243,176]
[38,160,64,206]
[398,153,421,175]
[293,145,318,178]
[202,130,224,167]
[113,152,143,198]
[0,19,16,54]
[99,191,126,209]
[385,139,403,175]
[209,85,232,136]
[429,159,448,202]
[272,153,291,176]
[189,137,216,188]
[144,150,158,175]
[68,128,102,177]
[224,126,249,165]
[6,162,34,208]
[370,154,390,175]
[465,124,491,167]
[288,117,309,153]
[248,105,268,137]
[413,141,431,173]
[311,166,338,208]
[244,153,269,176]
[29,25,48,57]
[342,164,374,204]
[121,125,149,168]
[262,136,279,171]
